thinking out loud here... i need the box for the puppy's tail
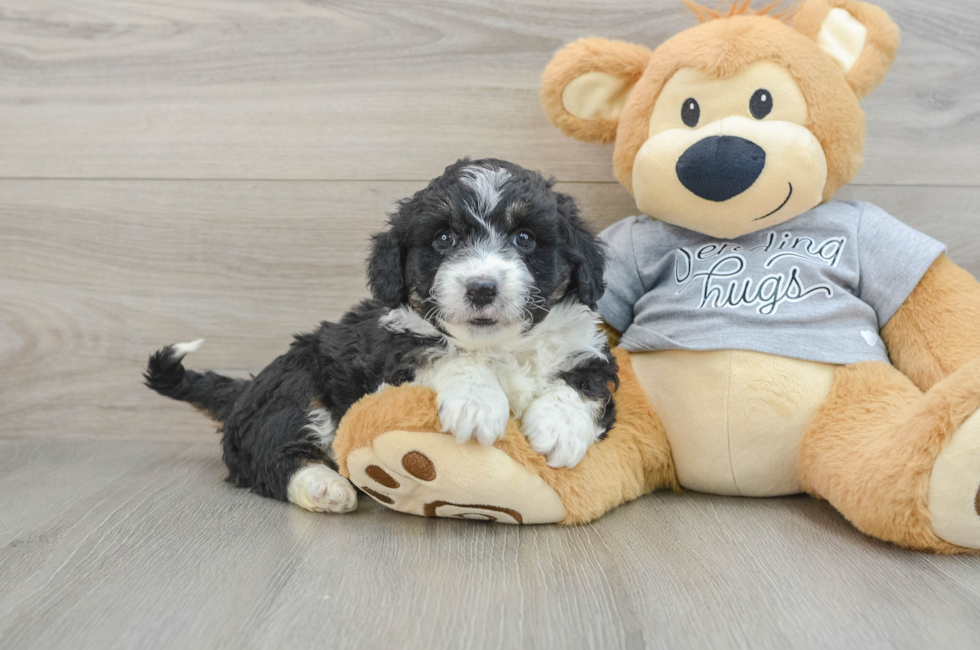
[144,340,249,423]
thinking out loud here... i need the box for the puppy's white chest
[411,301,608,417]
[485,353,548,418]
[416,351,545,418]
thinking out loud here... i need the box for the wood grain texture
[2,181,978,442]
[2,0,980,647]
[1,439,979,650]
[0,0,978,185]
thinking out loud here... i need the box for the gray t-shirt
[598,201,946,365]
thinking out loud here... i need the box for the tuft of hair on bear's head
[682,0,800,24]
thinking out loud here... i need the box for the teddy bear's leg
[516,348,679,523]
[800,357,980,553]
[333,348,677,524]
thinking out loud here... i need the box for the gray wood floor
[2,1,980,648]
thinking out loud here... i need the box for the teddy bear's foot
[287,464,358,514]
[801,359,980,553]
[929,409,980,549]
[345,430,566,524]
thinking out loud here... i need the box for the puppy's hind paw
[287,465,358,513]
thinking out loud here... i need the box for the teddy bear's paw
[287,464,359,514]
[346,430,566,524]
[929,408,980,549]
[437,383,511,446]
[521,386,603,469]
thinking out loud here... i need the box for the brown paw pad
[401,450,436,481]
[361,486,394,504]
[365,464,399,489]
[357,452,425,505]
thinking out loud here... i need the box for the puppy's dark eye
[681,98,700,128]
[432,230,457,253]
[512,230,535,251]
[750,89,772,120]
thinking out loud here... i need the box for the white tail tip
[172,338,205,359]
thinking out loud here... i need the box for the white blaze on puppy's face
[429,164,536,349]
[460,165,511,227]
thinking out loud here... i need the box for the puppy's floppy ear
[793,0,900,99]
[541,37,653,144]
[556,192,606,310]
[366,226,406,309]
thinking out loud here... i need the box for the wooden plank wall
[2,0,979,444]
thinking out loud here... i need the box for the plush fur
[792,0,901,99]
[539,1,900,203]
[616,15,868,201]
[329,1,980,554]
[542,0,980,551]
[540,38,654,144]
[146,158,619,509]
[800,357,980,554]
[683,0,798,23]
[882,254,980,392]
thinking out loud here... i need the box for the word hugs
[674,231,846,316]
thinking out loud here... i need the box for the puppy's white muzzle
[433,241,532,346]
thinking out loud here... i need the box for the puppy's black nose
[676,135,766,202]
[465,279,497,307]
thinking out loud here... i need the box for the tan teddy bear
[334,0,980,554]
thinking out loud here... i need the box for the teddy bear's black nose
[676,136,766,202]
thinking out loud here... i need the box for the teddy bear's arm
[881,254,980,392]
[334,349,677,525]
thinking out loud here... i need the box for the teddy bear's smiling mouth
[754,182,794,221]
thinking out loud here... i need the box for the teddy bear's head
[541,0,899,239]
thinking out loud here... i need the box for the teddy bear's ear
[540,37,653,144]
[792,0,900,99]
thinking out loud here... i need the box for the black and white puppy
[145,158,618,514]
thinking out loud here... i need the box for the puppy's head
[368,158,605,347]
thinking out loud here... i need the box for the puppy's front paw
[522,386,603,469]
[437,384,510,446]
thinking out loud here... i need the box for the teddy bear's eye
[681,98,700,128]
[750,89,773,120]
